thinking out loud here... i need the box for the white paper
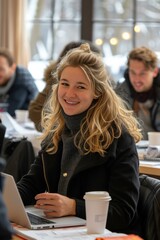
[14,225,126,240]
[136,140,149,148]
[0,112,41,154]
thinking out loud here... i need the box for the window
[26,0,160,84]
[27,0,81,88]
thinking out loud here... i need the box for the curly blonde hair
[41,43,142,156]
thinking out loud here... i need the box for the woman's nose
[65,87,76,97]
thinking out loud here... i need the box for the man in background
[116,46,160,140]
[0,48,38,117]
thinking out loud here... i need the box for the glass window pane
[52,23,80,59]
[93,23,133,82]
[53,0,81,20]
[27,21,80,60]
[93,23,133,55]
[27,22,53,60]
[137,0,160,21]
[135,24,160,52]
[26,0,81,82]
[26,0,53,19]
[93,0,134,20]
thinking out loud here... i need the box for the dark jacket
[0,158,13,240]
[116,69,160,131]
[17,130,141,235]
[0,66,38,117]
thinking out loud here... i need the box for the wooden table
[137,141,160,178]
[139,161,160,178]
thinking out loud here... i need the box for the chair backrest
[2,138,35,182]
[138,174,160,240]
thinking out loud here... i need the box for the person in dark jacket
[0,48,38,117]
[17,43,142,235]
[0,123,13,239]
[0,158,13,240]
[116,46,160,140]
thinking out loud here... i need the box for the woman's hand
[34,192,76,218]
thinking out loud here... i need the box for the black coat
[17,131,140,235]
[0,158,13,240]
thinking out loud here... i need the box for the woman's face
[58,66,95,115]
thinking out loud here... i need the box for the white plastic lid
[83,191,111,201]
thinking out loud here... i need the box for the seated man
[116,46,160,140]
[0,48,38,117]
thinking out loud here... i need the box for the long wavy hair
[41,43,142,156]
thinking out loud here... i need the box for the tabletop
[139,161,160,177]
[137,140,160,178]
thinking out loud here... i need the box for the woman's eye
[61,82,68,86]
[78,85,85,89]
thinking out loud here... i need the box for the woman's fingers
[34,193,76,217]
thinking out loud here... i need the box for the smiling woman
[17,43,143,237]
[58,66,95,116]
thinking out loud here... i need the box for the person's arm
[8,86,29,116]
[34,192,76,217]
[7,67,38,116]
[17,151,47,205]
[16,66,38,101]
[17,148,76,217]
[24,71,38,100]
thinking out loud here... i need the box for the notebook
[1,173,86,230]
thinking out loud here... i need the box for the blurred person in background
[28,40,101,131]
[116,46,160,140]
[0,48,38,117]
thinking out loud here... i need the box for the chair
[138,174,160,240]
[2,138,35,183]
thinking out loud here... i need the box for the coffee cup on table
[83,191,111,234]
[148,132,160,147]
[15,110,28,123]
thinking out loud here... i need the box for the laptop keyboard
[27,212,55,225]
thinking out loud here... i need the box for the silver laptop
[1,173,86,230]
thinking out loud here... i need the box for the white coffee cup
[83,191,111,234]
[148,132,160,146]
[15,110,28,123]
